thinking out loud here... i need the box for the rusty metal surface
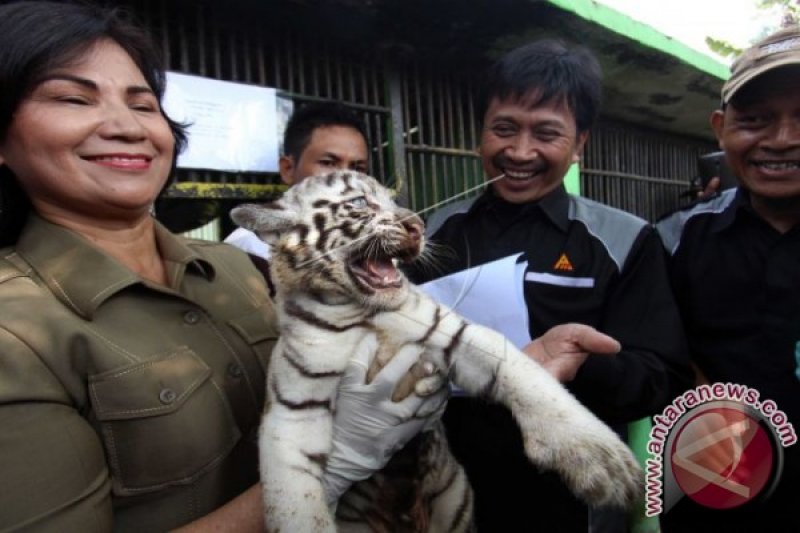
[166,182,288,199]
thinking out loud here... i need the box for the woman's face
[0,39,174,223]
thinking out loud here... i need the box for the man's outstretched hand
[522,323,621,382]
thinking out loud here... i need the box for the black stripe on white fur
[271,380,331,411]
[284,300,367,332]
[282,344,345,379]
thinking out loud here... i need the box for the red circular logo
[670,406,774,509]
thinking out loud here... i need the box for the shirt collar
[710,187,759,233]
[154,222,216,283]
[469,184,570,232]
[16,215,215,319]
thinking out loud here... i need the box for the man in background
[225,101,369,257]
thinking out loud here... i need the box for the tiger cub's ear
[230,200,297,247]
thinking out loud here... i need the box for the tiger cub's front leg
[455,324,643,507]
[376,289,642,509]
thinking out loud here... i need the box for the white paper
[163,72,280,172]
[419,253,531,349]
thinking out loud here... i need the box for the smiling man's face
[480,93,587,204]
[712,67,800,205]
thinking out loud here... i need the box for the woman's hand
[322,344,448,502]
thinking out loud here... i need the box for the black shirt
[408,185,692,532]
[657,188,800,532]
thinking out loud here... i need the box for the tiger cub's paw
[526,422,644,509]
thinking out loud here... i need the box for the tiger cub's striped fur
[231,171,642,533]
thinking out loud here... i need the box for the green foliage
[705,37,742,59]
[756,0,799,15]
[706,0,799,59]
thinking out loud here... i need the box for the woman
[0,2,446,531]
[0,2,277,530]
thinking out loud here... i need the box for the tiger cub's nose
[397,209,423,245]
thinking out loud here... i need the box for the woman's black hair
[479,39,603,134]
[0,1,187,246]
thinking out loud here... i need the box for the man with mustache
[409,40,692,532]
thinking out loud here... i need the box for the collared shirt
[0,215,278,532]
[657,188,800,531]
[408,185,691,532]
[657,188,800,409]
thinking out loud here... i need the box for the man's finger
[564,323,621,355]
[698,176,721,199]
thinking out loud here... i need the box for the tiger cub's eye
[346,196,369,209]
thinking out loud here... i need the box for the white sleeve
[224,228,271,259]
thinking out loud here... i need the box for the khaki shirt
[0,216,278,532]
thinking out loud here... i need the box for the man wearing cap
[656,26,800,532]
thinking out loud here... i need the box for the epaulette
[655,191,723,224]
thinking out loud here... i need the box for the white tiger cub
[230,170,642,532]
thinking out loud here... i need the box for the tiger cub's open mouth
[348,239,419,290]
[349,256,402,289]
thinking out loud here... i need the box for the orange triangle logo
[553,253,574,272]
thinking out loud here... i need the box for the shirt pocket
[227,304,279,376]
[89,347,241,496]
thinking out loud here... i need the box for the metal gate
[123,0,716,232]
[583,119,716,221]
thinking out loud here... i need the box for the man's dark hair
[0,1,187,246]
[480,39,602,134]
[283,102,369,160]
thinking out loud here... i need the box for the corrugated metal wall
[398,62,485,213]
[125,0,714,226]
[583,120,715,220]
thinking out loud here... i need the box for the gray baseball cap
[722,25,800,104]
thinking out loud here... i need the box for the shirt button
[227,362,244,379]
[159,388,177,404]
[183,310,201,325]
